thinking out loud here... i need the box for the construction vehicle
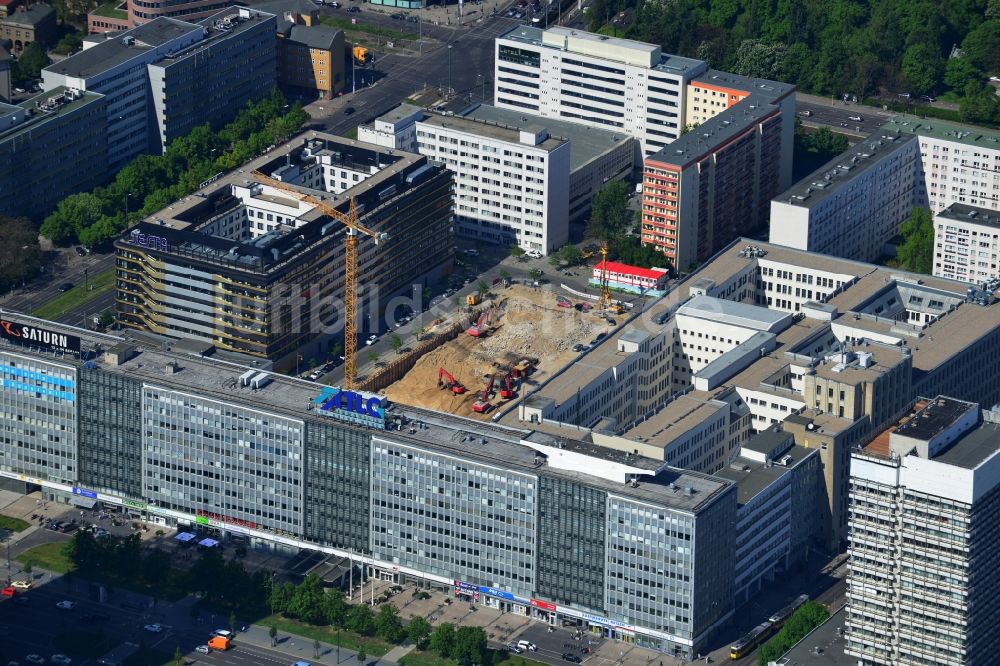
[353,45,368,63]
[471,374,496,413]
[499,372,517,399]
[208,635,232,651]
[250,171,388,390]
[511,357,536,379]
[466,293,482,306]
[438,367,467,394]
[597,242,624,315]
[466,308,492,337]
[555,295,572,308]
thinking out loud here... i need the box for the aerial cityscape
[0,0,998,665]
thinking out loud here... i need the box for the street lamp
[124,192,135,225]
[477,73,486,103]
[448,45,453,97]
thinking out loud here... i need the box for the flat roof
[1,3,54,27]
[882,114,1000,150]
[936,421,1000,470]
[677,295,792,333]
[417,112,566,152]
[892,396,975,442]
[934,201,1000,229]
[811,344,907,384]
[741,428,793,456]
[691,69,792,103]
[1,87,105,144]
[377,102,422,124]
[463,104,632,172]
[621,393,727,443]
[770,131,917,210]
[777,606,851,666]
[716,452,793,506]
[44,18,202,79]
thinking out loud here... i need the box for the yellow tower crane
[251,171,388,390]
[598,241,623,314]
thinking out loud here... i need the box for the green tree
[406,615,432,649]
[323,590,349,627]
[229,611,237,633]
[587,180,631,242]
[286,574,327,625]
[173,646,184,666]
[12,42,50,85]
[53,31,83,55]
[476,280,490,298]
[41,193,105,245]
[346,603,375,636]
[528,268,543,283]
[314,638,322,658]
[452,626,488,666]
[270,580,296,615]
[732,39,788,79]
[896,207,934,274]
[374,604,405,643]
[428,623,456,658]
[901,42,944,93]
[0,215,41,293]
[499,268,511,284]
[269,623,278,647]
[962,20,1000,74]
[509,245,525,258]
[367,350,379,365]
[356,648,367,666]
[558,244,585,266]
[944,57,982,92]
[390,334,403,353]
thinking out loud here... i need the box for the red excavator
[466,310,490,337]
[471,374,496,413]
[438,367,467,394]
[499,372,517,399]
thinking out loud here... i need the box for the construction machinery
[511,357,536,379]
[437,367,467,394]
[353,45,369,63]
[471,374,496,413]
[251,171,388,390]
[466,293,482,306]
[499,372,517,399]
[466,308,492,337]
[597,242,624,314]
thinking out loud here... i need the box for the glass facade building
[0,351,78,484]
[77,368,143,498]
[304,419,371,553]
[141,386,305,534]
[370,436,538,598]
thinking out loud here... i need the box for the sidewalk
[236,621,416,665]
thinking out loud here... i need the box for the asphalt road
[795,100,892,137]
[0,251,114,323]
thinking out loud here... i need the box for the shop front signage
[196,509,257,530]
[453,580,478,592]
[530,599,557,612]
[479,586,515,601]
[582,613,634,631]
[0,318,80,353]
[123,499,147,510]
[71,487,97,500]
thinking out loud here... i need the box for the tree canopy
[757,601,830,665]
[896,206,935,274]
[587,180,632,241]
[587,0,1000,112]
[0,216,42,293]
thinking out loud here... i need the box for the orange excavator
[499,372,517,399]
[438,368,467,394]
[466,310,491,338]
[471,374,496,413]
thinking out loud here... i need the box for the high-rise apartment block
[494,26,705,159]
[932,202,1000,283]
[847,396,1000,666]
[0,87,107,220]
[771,116,1000,263]
[114,131,454,367]
[42,8,276,170]
[359,103,634,255]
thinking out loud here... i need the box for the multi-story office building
[0,2,55,53]
[641,71,794,272]
[254,0,346,99]
[932,202,1000,283]
[42,8,276,169]
[359,103,634,254]
[770,116,1000,262]
[847,396,1000,666]
[128,0,233,27]
[0,45,10,103]
[0,312,736,660]
[0,87,108,221]
[506,239,1000,549]
[114,131,454,367]
[494,26,706,158]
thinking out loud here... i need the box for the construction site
[382,284,610,419]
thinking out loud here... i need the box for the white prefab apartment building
[932,202,1000,283]
[847,396,1000,666]
[415,114,571,252]
[494,25,706,158]
[770,116,1000,263]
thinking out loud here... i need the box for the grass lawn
[54,631,118,658]
[16,541,75,574]
[0,515,30,533]
[342,127,359,140]
[32,267,115,320]
[319,16,418,41]
[399,651,549,666]
[264,615,393,656]
[92,1,127,18]
[124,647,173,665]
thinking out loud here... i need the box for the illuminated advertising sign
[72,487,97,500]
[0,318,80,353]
[479,586,515,601]
[453,580,478,592]
[197,509,257,530]
[129,229,169,252]
[530,599,557,612]
[314,387,387,429]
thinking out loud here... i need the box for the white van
[517,640,538,652]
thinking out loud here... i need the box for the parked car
[525,249,542,259]
[561,654,582,663]
[344,106,356,115]
[507,645,523,654]
[365,334,378,345]
[572,343,585,352]
[58,283,74,292]
[196,646,211,654]
[24,656,44,665]
[919,94,936,102]
[348,5,360,11]
[11,580,31,590]
[74,246,86,256]
[848,115,863,122]
[406,15,418,21]
[517,640,537,652]
[50,656,72,665]
[144,623,163,633]
[798,109,812,117]
[56,601,76,610]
